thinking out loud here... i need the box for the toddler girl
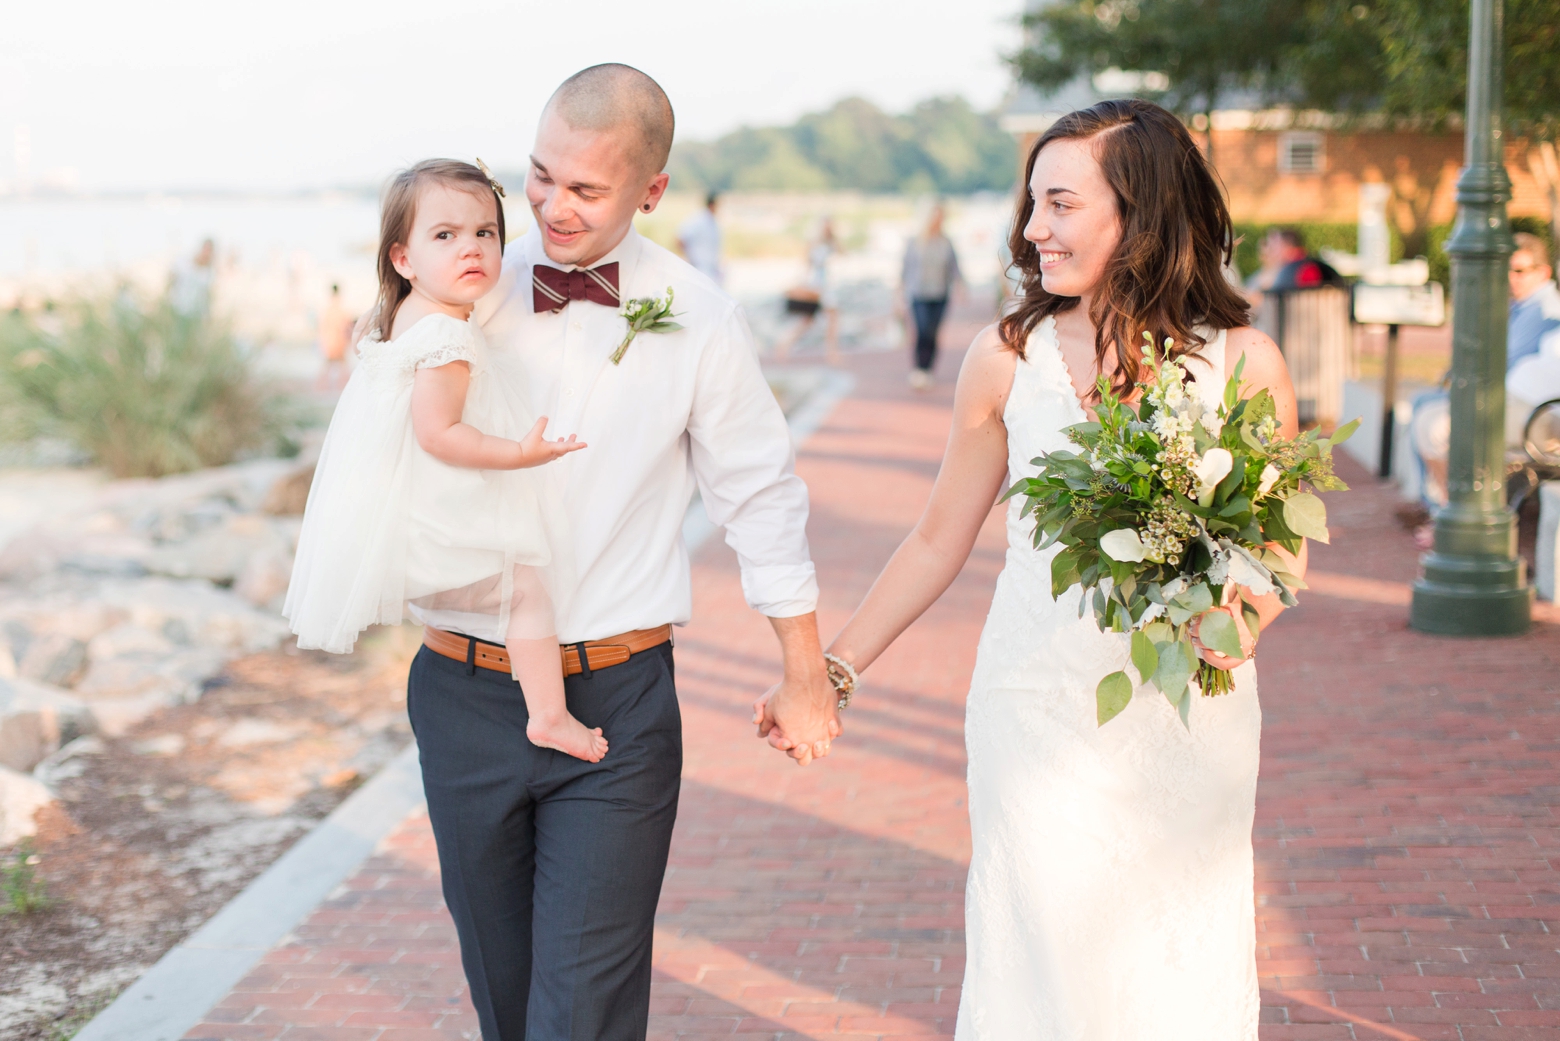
[285,159,606,762]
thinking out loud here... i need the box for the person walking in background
[775,217,841,365]
[315,282,354,393]
[170,237,217,318]
[677,190,723,285]
[900,202,963,389]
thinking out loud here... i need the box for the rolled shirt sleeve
[686,305,819,617]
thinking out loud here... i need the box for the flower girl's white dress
[285,313,562,654]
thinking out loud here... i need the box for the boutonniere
[611,287,684,365]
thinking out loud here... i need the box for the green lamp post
[1410,0,1533,634]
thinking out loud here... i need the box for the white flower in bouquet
[1257,463,1281,499]
[1193,447,1233,506]
[1100,527,1148,562]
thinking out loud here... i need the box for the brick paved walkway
[188,337,1560,1041]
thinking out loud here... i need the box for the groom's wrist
[769,613,830,685]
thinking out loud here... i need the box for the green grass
[0,291,283,478]
[1,839,54,916]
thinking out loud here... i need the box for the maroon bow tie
[532,262,621,314]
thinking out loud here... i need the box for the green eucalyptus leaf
[1214,458,1246,502]
[1178,685,1192,728]
[1177,583,1214,615]
[1142,620,1173,643]
[1219,494,1252,518]
[1096,670,1134,726]
[1241,602,1263,643]
[1198,609,1245,659]
[1152,639,1195,704]
[1328,417,1361,447]
[1131,630,1158,682]
[1310,472,1349,492]
[1282,492,1331,543]
[1050,546,1083,596]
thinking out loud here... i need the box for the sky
[0,0,1026,194]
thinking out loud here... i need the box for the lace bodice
[357,312,484,382]
[957,315,1259,1041]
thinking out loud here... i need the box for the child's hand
[516,417,586,468]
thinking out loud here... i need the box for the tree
[1013,0,1560,239]
[665,96,1017,195]
[1013,0,1304,158]
[1016,0,1560,131]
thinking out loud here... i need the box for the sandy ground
[0,625,420,1040]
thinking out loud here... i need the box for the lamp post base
[1410,552,1532,635]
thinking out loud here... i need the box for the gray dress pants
[407,639,682,1041]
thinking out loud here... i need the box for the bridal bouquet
[1005,333,1356,727]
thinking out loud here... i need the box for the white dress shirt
[414,228,817,644]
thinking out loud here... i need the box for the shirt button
[571,322,581,331]
[564,389,574,397]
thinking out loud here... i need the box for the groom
[405,64,841,1041]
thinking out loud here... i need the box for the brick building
[1001,84,1554,231]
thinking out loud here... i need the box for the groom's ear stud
[643,203,652,212]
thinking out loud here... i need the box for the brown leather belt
[422,624,672,678]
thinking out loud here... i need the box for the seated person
[1244,227,1345,340]
[1410,232,1560,525]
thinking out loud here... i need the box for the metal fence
[1268,286,1354,428]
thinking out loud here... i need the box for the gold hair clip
[475,157,506,198]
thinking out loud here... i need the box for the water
[0,194,379,277]
[0,192,1016,356]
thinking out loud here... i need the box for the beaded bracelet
[823,652,858,710]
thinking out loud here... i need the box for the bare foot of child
[527,712,609,762]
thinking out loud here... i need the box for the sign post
[1352,282,1446,479]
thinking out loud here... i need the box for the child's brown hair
[372,160,506,341]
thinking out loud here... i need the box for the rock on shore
[0,457,314,839]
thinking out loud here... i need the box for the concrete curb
[73,364,856,1040]
[71,744,425,1041]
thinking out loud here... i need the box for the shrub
[1,839,53,916]
[0,291,280,478]
[1422,216,1555,287]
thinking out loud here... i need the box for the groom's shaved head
[545,64,675,175]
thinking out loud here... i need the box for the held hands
[753,671,842,766]
[516,417,586,468]
[755,614,841,766]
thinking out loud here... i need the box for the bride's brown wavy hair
[999,99,1249,398]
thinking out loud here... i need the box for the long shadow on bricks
[657,779,967,1040]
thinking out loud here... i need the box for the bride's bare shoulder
[956,323,1020,415]
[1224,324,1299,432]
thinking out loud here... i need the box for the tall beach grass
[0,291,281,478]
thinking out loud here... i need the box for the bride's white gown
[958,317,1261,1040]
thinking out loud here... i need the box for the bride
[813,99,1305,1038]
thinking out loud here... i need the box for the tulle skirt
[284,351,566,653]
